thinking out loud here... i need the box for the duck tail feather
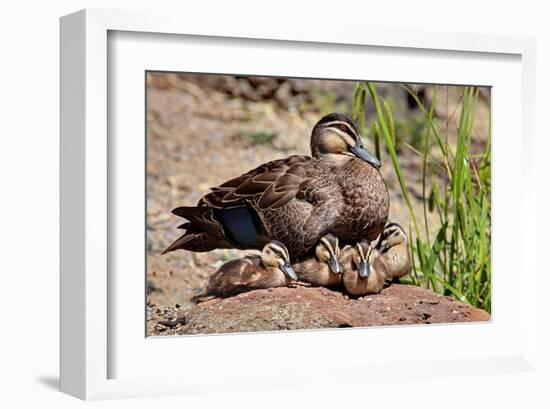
[161,233,196,255]
[172,206,197,219]
[162,230,229,254]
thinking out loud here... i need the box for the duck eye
[339,125,347,132]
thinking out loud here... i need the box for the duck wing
[164,155,325,255]
[201,155,313,210]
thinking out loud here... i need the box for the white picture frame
[60,8,540,401]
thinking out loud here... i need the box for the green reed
[352,82,491,312]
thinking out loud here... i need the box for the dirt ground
[145,73,490,335]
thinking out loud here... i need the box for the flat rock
[163,284,490,335]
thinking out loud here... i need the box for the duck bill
[329,255,343,274]
[281,262,298,281]
[350,139,381,169]
[358,260,371,279]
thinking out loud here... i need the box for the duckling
[292,233,343,287]
[375,223,412,281]
[341,223,411,296]
[192,241,305,303]
[163,113,389,260]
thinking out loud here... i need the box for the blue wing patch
[214,207,260,247]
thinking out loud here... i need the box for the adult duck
[163,113,389,260]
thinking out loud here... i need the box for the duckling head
[377,223,408,252]
[354,239,373,279]
[310,113,381,168]
[315,233,343,274]
[261,241,298,280]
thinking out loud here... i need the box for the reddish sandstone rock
[168,284,490,335]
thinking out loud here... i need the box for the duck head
[310,113,381,168]
[354,239,373,279]
[261,241,298,280]
[315,233,343,275]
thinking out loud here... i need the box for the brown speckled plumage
[163,113,389,260]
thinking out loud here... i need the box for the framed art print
[60,9,540,400]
